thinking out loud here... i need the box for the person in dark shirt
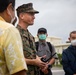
[62,31,76,75]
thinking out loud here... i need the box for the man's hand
[34,56,46,68]
[41,63,49,74]
[41,69,48,74]
[41,62,52,74]
[25,56,46,68]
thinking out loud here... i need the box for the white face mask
[71,40,76,46]
[11,17,16,24]
[7,9,15,23]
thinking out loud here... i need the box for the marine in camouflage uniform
[17,25,39,75]
[16,3,43,75]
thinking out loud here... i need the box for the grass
[53,64,63,68]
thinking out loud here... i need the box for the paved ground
[52,66,63,70]
[51,66,65,75]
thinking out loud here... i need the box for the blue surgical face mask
[39,34,46,40]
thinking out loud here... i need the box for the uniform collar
[17,25,28,31]
[39,41,46,46]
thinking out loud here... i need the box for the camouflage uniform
[17,25,39,75]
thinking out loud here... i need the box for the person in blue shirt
[62,31,76,75]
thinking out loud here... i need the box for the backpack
[35,41,52,53]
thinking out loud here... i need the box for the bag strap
[47,42,52,53]
[35,42,39,51]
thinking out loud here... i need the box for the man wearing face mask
[35,27,57,75]
[7,6,17,25]
[62,31,76,75]
[0,0,27,75]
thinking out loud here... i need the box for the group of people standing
[0,0,76,75]
[0,0,57,75]
[16,2,57,75]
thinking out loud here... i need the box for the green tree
[57,53,62,64]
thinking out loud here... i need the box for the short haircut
[70,31,76,37]
[0,0,15,12]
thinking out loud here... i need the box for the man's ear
[37,34,39,37]
[7,8,11,16]
[68,37,71,43]
[20,13,24,19]
[68,37,70,41]
[6,3,12,16]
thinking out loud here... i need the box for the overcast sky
[16,0,76,43]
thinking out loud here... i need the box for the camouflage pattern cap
[16,3,39,14]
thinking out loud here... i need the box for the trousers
[39,69,52,75]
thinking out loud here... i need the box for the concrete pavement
[51,66,65,75]
[52,66,64,72]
